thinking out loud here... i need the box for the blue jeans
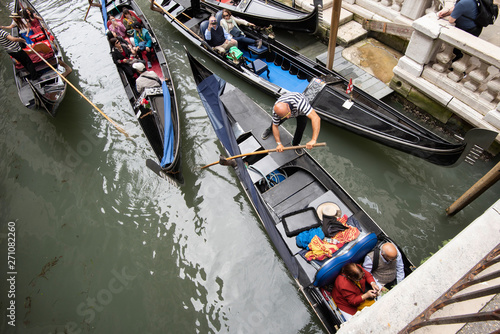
[234,36,256,51]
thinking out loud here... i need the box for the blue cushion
[248,45,268,56]
[313,232,378,287]
[252,59,269,78]
[215,10,223,25]
[200,20,209,40]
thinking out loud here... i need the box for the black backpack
[474,0,499,27]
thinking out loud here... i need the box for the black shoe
[261,127,272,140]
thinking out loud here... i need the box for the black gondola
[201,0,319,33]
[9,0,69,116]
[187,49,415,334]
[99,0,183,184]
[151,0,497,166]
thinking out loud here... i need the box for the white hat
[316,202,341,221]
[132,62,145,72]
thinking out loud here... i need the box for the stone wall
[306,0,500,145]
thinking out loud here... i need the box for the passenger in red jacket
[331,263,380,320]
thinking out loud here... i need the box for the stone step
[315,46,394,99]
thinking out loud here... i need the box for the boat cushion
[215,10,223,25]
[248,45,268,57]
[313,232,378,287]
[282,207,321,237]
[200,20,209,40]
[251,59,269,78]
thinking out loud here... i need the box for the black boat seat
[281,207,321,237]
[251,59,269,78]
[261,170,326,217]
[308,190,354,218]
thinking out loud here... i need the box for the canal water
[1,0,498,333]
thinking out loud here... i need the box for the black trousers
[268,115,308,146]
[9,49,37,79]
[453,26,483,61]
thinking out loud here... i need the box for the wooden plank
[362,19,414,39]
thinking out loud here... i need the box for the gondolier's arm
[306,109,321,149]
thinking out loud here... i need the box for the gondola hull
[187,50,415,334]
[11,0,68,116]
[101,0,183,184]
[152,1,497,166]
[201,0,319,33]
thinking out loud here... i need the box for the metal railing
[400,243,500,333]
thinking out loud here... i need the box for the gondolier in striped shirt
[0,28,37,80]
[261,92,321,154]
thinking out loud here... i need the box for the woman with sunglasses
[331,263,380,321]
[219,9,261,50]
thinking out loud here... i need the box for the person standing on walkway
[438,0,483,60]
[261,92,321,155]
[0,28,37,80]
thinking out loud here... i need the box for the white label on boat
[342,100,354,109]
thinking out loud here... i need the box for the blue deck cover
[160,81,174,167]
[313,232,378,287]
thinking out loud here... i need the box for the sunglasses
[210,20,217,23]
[223,14,230,17]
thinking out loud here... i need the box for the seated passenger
[331,263,379,321]
[108,15,128,41]
[23,8,43,33]
[132,62,161,94]
[106,31,136,57]
[220,9,261,50]
[1,12,33,44]
[109,37,137,93]
[122,8,140,36]
[132,22,153,68]
[362,241,405,291]
[204,15,237,54]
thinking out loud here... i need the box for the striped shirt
[272,92,313,125]
[0,29,21,53]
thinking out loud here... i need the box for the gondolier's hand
[276,142,284,152]
[306,139,316,150]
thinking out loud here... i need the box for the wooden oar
[83,3,92,21]
[27,45,129,137]
[151,1,204,42]
[201,142,327,169]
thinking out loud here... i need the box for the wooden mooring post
[446,161,500,216]
[326,0,342,70]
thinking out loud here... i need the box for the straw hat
[9,12,22,19]
[316,202,341,221]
